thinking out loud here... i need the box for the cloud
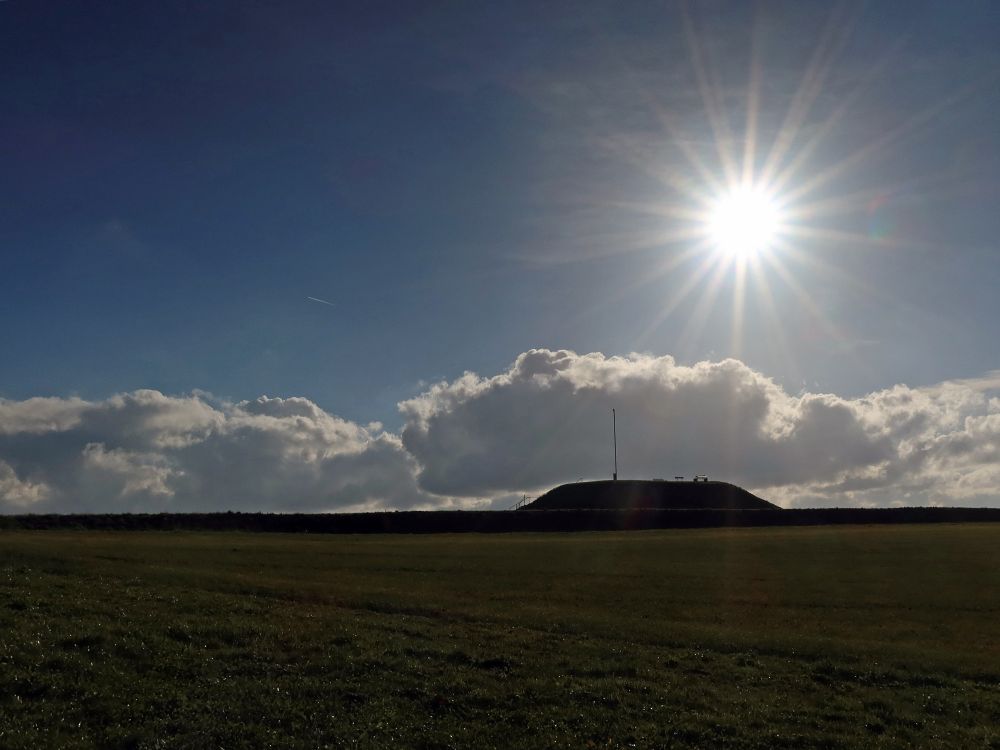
[400,349,1000,507]
[0,391,446,513]
[0,396,90,435]
[0,460,49,509]
[2,350,999,512]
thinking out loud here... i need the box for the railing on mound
[508,494,534,511]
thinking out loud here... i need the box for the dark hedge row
[1,507,999,533]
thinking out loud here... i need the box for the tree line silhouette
[1,507,998,534]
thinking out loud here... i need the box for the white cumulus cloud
[2,351,999,512]
[400,350,1000,507]
[0,391,448,513]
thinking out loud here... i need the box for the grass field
[1,525,998,749]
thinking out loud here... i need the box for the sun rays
[562,1,996,380]
[643,2,888,371]
[529,1,998,389]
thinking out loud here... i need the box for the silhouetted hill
[524,480,778,511]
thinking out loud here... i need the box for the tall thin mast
[612,408,618,481]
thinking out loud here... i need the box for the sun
[706,186,782,260]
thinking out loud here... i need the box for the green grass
[1,524,998,748]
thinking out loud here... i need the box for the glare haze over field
[2,1,1000,513]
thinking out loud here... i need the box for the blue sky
[2,2,999,511]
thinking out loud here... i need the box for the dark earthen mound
[523,479,778,511]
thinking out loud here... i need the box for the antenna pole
[612,408,618,481]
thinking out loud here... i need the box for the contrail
[306,296,336,307]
